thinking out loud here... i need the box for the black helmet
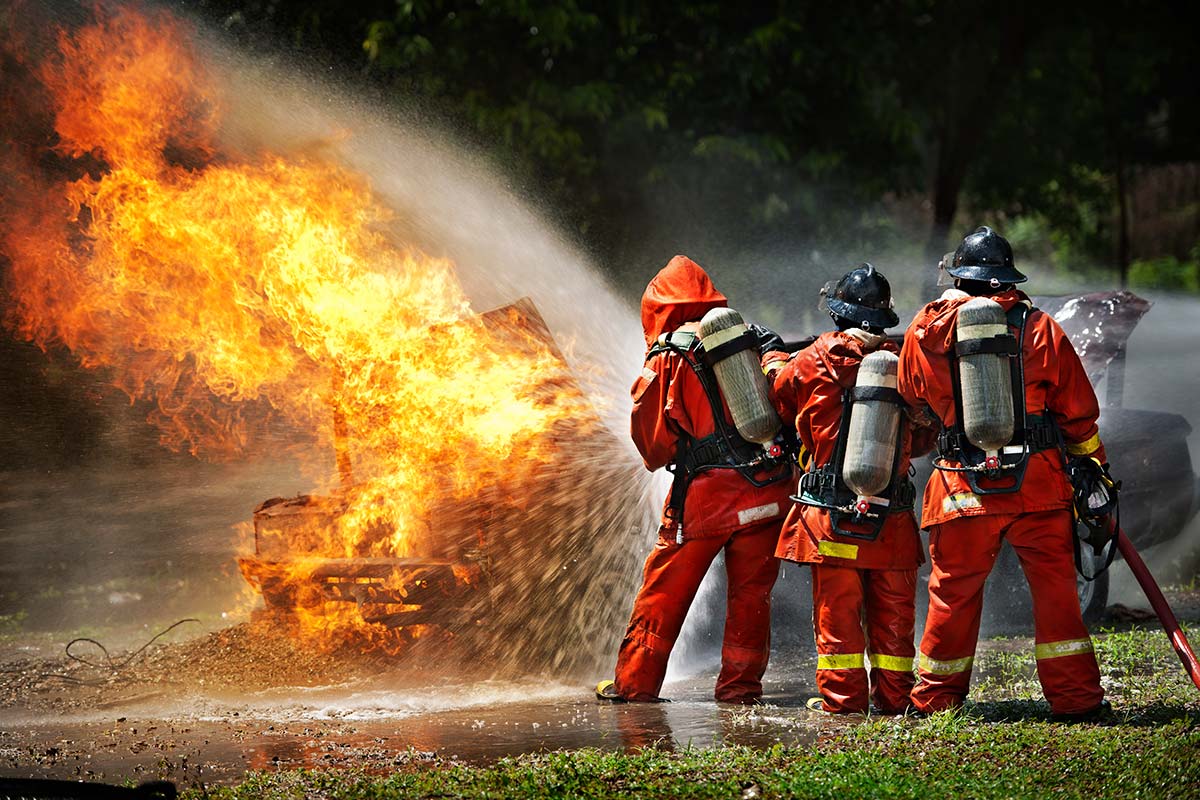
[823,263,900,330]
[947,225,1027,285]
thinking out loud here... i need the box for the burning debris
[0,5,649,674]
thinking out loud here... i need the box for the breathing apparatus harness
[647,330,795,539]
[792,367,916,541]
[933,302,1062,494]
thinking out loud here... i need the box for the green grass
[187,719,1200,799]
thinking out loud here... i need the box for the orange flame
[2,7,585,648]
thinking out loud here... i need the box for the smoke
[1104,293,1200,601]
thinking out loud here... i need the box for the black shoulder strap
[647,330,698,361]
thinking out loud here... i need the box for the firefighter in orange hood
[596,255,793,704]
[898,226,1108,719]
[766,264,935,714]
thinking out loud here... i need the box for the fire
[2,7,585,650]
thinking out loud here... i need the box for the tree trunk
[922,9,1035,300]
[1115,154,1130,288]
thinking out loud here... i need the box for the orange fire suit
[898,288,1106,715]
[610,255,792,703]
[768,331,935,714]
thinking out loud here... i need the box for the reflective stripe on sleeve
[919,652,974,675]
[1065,432,1102,456]
[869,653,915,672]
[818,540,859,560]
[817,653,866,670]
[1034,638,1095,660]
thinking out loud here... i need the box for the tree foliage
[195,0,1199,284]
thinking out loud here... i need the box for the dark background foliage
[188,0,1200,289]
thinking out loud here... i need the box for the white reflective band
[700,323,746,350]
[818,540,859,560]
[858,495,891,507]
[869,654,915,672]
[737,502,780,526]
[919,652,974,675]
[817,653,866,670]
[1034,638,1095,660]
[856,371,897,389]
[640,367,657,381]
[957,322,1008,341]
[1002,445,1025,455]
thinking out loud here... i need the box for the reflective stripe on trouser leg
[1007,509,1104,715]
[911,516,1000,714]
[716,520,781,703]
[811,563,869,713]
[614,535,726,701]
[865,568,917,714]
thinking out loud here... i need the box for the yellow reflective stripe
[818,540,859,560]
[869,653,915,672]
[919,652,974,675]
[817,653,865,670]
[1066,432,1102,456]
[1035,638,1095,660]
[797,440,811,470]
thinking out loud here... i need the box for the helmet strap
[956,278,1013,296]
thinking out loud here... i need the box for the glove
[747,323,785,357]
[1067,456,1119,551]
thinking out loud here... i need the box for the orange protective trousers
[811,564,917,714]
[912,508,1104,715]
[613,519,780,703]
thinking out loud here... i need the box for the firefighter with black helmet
[898,226,1110,720]
[765,264,935,714]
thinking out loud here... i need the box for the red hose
[1114,528,1200,692]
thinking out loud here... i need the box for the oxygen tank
[843,350,901,500]
[698,307,781,445]
[956,297,1015,453]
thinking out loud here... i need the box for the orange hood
[640,255,728,348]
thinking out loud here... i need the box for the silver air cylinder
[698,307,781,445]
[956,297,1015,453]
[843,350,901,500]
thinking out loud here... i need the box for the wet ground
[0,640,833,787]
[4,587,1199,789]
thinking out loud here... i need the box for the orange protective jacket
[897,289,1106,528]
[631,256,792,539]
[769,331,935,570]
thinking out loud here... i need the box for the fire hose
[1110,523,1200,692]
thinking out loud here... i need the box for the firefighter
[897,226,1109,720]
[765,264,935,715]
[595,254,794,704]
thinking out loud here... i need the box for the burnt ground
[1,590,1199,789]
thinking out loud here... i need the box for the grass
[181,622,1200,799]
[187,721,1200,799]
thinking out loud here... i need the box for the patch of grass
[188,719,1200,800]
